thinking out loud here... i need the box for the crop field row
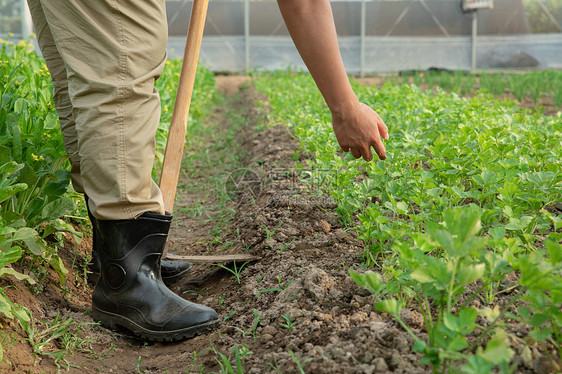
[255,72,562,373]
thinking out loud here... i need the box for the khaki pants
[27,0,167,220]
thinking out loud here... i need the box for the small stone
[262,325,277,336]
[369,322,387,332]
[373,357,388,372]
[261,333,273,343]
[351,312,368,324]
[318,219,331,234]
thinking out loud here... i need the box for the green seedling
[223,310,235,323]
[257,276,293,295]
[214,260,250,284]
[277,238,296,254]
[287,350,312,374]
[261,221,284,247]
[280,313,298,332]
[11,303,95,371]
[211,343,250,374]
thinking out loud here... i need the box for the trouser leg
[33,0,167,220]
[27,0,83,193]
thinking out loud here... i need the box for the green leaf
[447,334,468,352]
[529,327,553,342]
[44,112,58,130]
[0,294,13,320]
[412,339,427,353]
[0,182,28,204]
[545,239,561,265]
[457,308,477,332]
[375,298,402,317]
[529,313,549,328]
[0,161,19,175]
[488,226,506,242]
[48,254,68,285]
[461,355,495,374]
[411,269,433,283]
[349,269,366,288]
[0,267,35,284]
[0,146,12,166]
[16,164,38,187]
[40,197,75,222]
[517,306,532,320]
[481,333,514,365]
[444,311,459,331]
[457,263,485,287]
[0,245,22,266]
[7,118,22,162]
[12,227,44,256]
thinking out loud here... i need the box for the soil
[0,76,559,374]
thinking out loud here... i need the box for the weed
[215,260,250,284]
[277,237,296,253]
[12,304,95,371]
[257,276,293,295]
[288,350,312,374]
[280,313,298,332]
[135,356,145,374]
[211,343,250,374]
[261,221,284,246]
[223,310,235,323]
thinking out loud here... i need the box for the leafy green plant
[11,303,95,371]
[211,343,251,374]
[257,276,293,295]
[256,69,561,372]
[280,313,298,332]
[214,260,250,285]
[288,350,312,374]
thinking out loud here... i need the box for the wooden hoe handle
[159,0,210,212]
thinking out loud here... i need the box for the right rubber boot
[84,195,192,286]
[91,212,219,341]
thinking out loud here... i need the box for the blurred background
[1,0,561,75]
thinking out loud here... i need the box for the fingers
[350,148,362,159]
[378,121,390,141]
[372,138,387,161]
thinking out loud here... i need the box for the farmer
[26,0,389,341]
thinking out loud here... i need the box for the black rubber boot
[91,212,219,341]
[85,196,191,285]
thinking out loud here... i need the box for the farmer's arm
[277,0,389,161]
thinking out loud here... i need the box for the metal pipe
[244,0,250,73]
[471,11,478,70]
[20,0,33,38]
[360,0,366,78]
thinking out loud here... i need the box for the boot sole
[91,305,220,342]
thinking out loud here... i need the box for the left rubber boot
[84,195,191,285]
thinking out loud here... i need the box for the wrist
[331,98,362,124]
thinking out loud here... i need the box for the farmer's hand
[332,103,389,161]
